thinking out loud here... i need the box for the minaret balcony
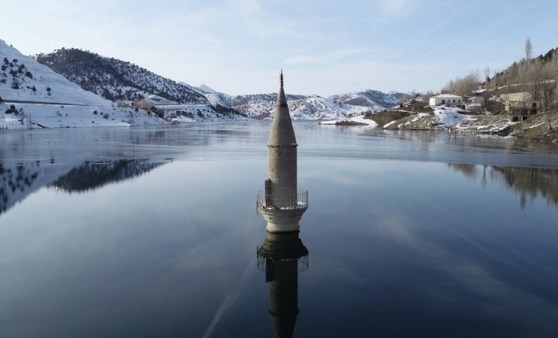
[256,190,308,211]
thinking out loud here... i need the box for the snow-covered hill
[2,40,408,125]
[0,39,174,128]
[289,95,368,119]
[35,48,245,120]
[36,48,207,104]
[1,40,247,129]
[201,87,406,120]
[203,91,367,120]
[1,39,110,106]
[328,90,406,110]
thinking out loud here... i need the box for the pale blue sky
[1,0,557,95]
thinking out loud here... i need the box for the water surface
[0,123,557,337]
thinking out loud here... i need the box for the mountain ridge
[2,40,408,126]
[36,48,208,104]
[35,48,407,120]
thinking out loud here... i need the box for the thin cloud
[374,0,416,17]
[421,2,541,59]
[283,48,365,65]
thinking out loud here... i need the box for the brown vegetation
[510,109,558,142]
[364,110,411,127]
[333,120,367,126]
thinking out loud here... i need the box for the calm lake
[1,122,558,337]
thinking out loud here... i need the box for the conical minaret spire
[269,71,296,147]
[267,71,298,204]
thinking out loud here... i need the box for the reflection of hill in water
[0,161,41,213]
[50,159,169,193]
[0,159,170,215]
[448,164,558,208]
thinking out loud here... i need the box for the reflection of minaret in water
[257,232,308,338]
[256,72,309,338]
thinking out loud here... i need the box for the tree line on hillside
[442,38,558,132]
[445,38,558,111]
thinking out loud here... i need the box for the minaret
[257,71,308,233]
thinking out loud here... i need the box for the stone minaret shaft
[267,71,298,206]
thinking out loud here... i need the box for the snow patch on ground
[383,120,397,129]
[1,103,164,129]
[433,106,472,128]
[319,114,377,127]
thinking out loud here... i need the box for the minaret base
[258,207,307,233]
[266,222,300,233]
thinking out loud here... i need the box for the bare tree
[525,37,532,61]
[484,66,491,82]
[444,70,480,96]
[529,50,557,132]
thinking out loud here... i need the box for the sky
[1,0,557,96]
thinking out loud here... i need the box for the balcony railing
[256,253,309,272]
[257,190,308,210]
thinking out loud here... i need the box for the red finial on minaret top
[280,69,284,88]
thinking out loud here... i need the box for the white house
[429,94,463,107]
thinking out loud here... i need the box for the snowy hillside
[201,87,405,120]
[196,84,219,94]
[0,39,173,129]
[35,48,245,120]
[36,48,207,104]
[204,91,366,120]
[2,39,409,125]
[0,39,110,106]
[206,92,304,110]
[329,90,406,110]
[0,40,247,129]
[289,95,368,119]
[2,103,169,129]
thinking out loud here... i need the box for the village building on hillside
[500,92,542,122]
[466,103,483,114]
[465,96,485,114]
[468,96,485,105]
[429,94,463,107]
[132,99,156,111]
